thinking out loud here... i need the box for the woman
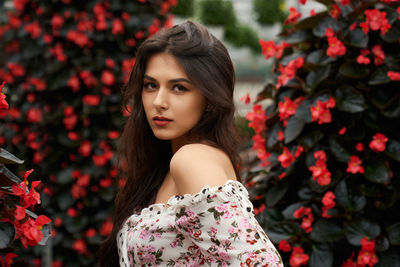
[99,21,282,266]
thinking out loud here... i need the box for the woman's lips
[153,119,172,126]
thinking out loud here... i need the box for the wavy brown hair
[98,20,243,266]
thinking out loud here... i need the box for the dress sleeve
[171,181,283,266]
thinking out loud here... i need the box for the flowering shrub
[246,0,400,266]
[0,0,175,265]
[1,82,51,266]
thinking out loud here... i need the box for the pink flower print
[210,227,217,236]
[141,253,156,264]
[170,240,177,248]
[139,229,151,240]
[144,244,156,253]
[239,218,252,229]
[222,211,234,219]
[218,250,231,261]
[186,209,195,217]
[176,215,189,225]
[215,203,229,212]
[264,251,280,263]
[228,227,238,234]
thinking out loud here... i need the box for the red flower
[24,20,42,39]
[314,150,327,161]
[0,252,18,267]
[0,81,9,116]
[259,40,290,60]
[355,142,364,152]
[310,9,316,16]
[365,8,391,35]
[347,155,365,174]
[100,217,113,236]
[246,104,268,134]
[112,18,125,35]
[277,131,284,141]
[14,205,26,220]
[67,30,90,47]
[80,70,98,88]
[279,240,292,252]
[299,0,306,4]
[369,133,388,152]
[15,215,51,248]
[290,247,309,267]
[26,107,43,123]
[349,22,357,31]
[72,239,88,255]
[279,172,287,179]
[105,58,115,69]
[388,71,400,81]
[310,97,336,124]
[108,131,119,139]
[285,7,302,25]
[361,237,375,251]
[330,4,341,19]
[49,43,67,62]
[326,36,347,58]
[67,75,80,92]
[278,96,300,121]
[276,57,304,89]
[372,45,385,66]
[79,140,92,157]
[83,94,100,106]
[51,14,64,32]
[339,0,350,5]
[339,127,346,135]
[101,70,115,86]
[239,93,251,104]
[7,62,26,77]
[278,147,295,168]
[309,150,332,186]
[295,145,304,158]
[322,191,336,208]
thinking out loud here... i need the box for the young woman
[99,21,282,266]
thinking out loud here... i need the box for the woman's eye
[143,82,157,90]
[173,85,188,92]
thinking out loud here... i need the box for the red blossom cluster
[356,45,386,66]
[325,28,346,58]
[341,237,378,267]
[321,191,336,218]
[276,57,304,89]
[278,239,291,252]
[259,39,290,60]
[369,133,388,152]
[289,246,309,267]
[310,97,336,124]
[0,81,8,116]
[246,105,271,166]
[285,7,302,25]
[293,206,314,233]
[0,253,17,267]
[0,170,52,248]
[309,150,332,186]
[361,8,391,35]
[278,96,304,126]
[347,156,365,174]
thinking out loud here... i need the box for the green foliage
[253,0,286,25]
[198,0,237,26]
[247,0,400,266]
[0,0,172,265]
[171,0,195,17]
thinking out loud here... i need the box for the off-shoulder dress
[117,179,283,266]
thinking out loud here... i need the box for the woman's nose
[153,87,169,110]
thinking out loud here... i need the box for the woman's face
[142,52,207,148]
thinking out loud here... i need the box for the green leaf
[309,244,333,267]
[0,148,24,164]
[364,158,391,184]
[306,49,335,66]
[265,222,301,243]
[387,223,400,245]
[284,30,313,44]
[334,85,365,113]
[295,98,312,123]
[375,250,400,267]
[329,136,351,162]
[266,180,288,207]
[0,221,15,249]
[0,165,22,185]
[57,167,74,184]
[313,17,345,38]
[284,116,305,144]
[310,220,344,242]
[339,61,370,78]
[306,64,331,90]
[381,25,400,43]
[385,139,400,162]
[345,219,381,246]
[345,29,369,48]
[369,68,391,85]
[299,129,324,150]
[57,191,74,210]
[335,180,366,212]
[267,123,281,149]
[296,12,329,30]
[368,86,396,109]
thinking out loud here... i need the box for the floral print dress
[117,179,283,267]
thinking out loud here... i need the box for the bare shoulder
[170,143,237,196]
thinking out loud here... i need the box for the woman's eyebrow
[144,75,192,85]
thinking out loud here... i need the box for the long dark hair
[99,20,243,266]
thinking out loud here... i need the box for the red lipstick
[153,116,172,126]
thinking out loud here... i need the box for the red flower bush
[0,0,174,265]
[245,0,400,266]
